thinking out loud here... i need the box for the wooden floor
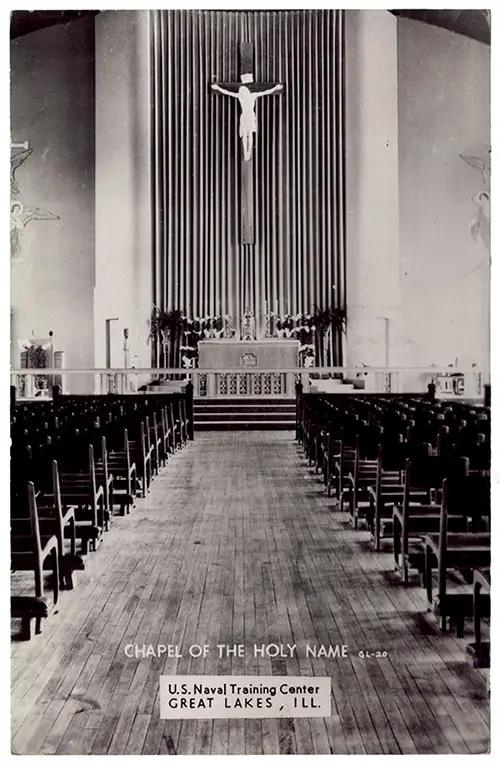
[11,431,490,755]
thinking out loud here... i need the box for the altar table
[196,339,299,397]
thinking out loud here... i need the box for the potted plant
[311,306,346,368]
[17,336,53,395]
[149,306,186,372]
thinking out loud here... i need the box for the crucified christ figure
[211,74,283,161]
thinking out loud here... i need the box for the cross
[211,43,283,245]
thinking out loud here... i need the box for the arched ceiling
[390,9,490,45]
[10,11,99,39]
[10,9,490,46]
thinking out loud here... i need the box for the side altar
[196,339,300,397]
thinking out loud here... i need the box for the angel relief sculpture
[10,145,59,259]
[460,152,490,251]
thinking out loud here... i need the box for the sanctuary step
[194,398,295,431]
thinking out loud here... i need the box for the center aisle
[11,431,489,755]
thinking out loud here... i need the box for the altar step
[194,398,296,430]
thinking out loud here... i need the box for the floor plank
[11,431,490,754]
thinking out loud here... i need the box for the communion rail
[10,367,487,403]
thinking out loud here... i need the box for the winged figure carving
[11,146,33,198]
[460,152,490,249]
[10,147,59,259]
[11,201,60,258]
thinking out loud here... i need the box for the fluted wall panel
[151,9,345,338]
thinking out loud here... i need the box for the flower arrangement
[17,335,53,391]
[179,346,199,368]
[264,312,315,340]
[18,338,51,367]
[275,314,294,337]
[263,307,346,365]
[183,315,226,342]
[148,303,346,369]
[298,343,315,368]
[184,314,224,339]
[149,307,230,369]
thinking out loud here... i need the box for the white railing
[10,367,487,402]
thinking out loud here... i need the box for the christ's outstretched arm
[211,83,239,98]
[254,83,283,98]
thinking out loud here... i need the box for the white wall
[345,12,490,391]
[398,18,490,377]
[11,11,153,392]
[94,11,152,375]
[10,17,96,392]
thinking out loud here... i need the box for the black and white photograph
[9,5,491,755]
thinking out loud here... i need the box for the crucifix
[211,43,283,245]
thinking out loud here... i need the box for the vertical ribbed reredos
[151,10,345,348]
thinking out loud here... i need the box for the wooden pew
[149,412,162,476]
[367,442,431,551]
[467,567,491,667]
[50,461,85,588]
[11,482,59,639]
[346,427,383,529]
[324,431,342,496]
[13,463,84,590]
[128,419,152,497]
[166,405,178,453]
[156,406,171,467]
[367,439,408,551]
[57,445,105,552]
[331,416,369,508]
[392,455,469,583]
[400,470,489,587]
[94,436,115,527]
[10,394,194,524]
[423,478,490,637]
[424,533,490,637]
[178,399,188,446]
[11,597,50,642]
[106,428,137,514]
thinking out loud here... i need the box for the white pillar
[95,11,152,378]
[344,11,404,370]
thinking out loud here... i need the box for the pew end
[466,641,490,669]
[433,590,490,638]
[11,595,50,641]
[59,553,85,589]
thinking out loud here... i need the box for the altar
[196,339,300,397]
